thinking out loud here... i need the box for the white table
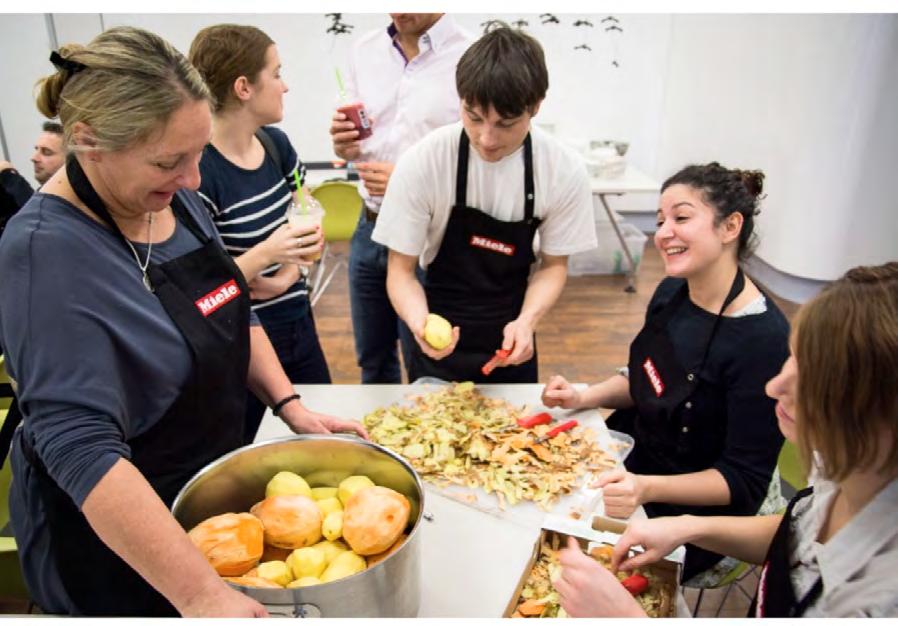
[257,384,688,617]
[590,166,660,293]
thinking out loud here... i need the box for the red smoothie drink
[338,102,373,140]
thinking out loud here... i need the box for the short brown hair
[42,121,63,135]
[456,23,548,118]
[794,262,898,481]
[35,26,210,153]
[188,24,274,113]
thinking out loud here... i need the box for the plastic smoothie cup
[338,101,373,140]
[286,199,325,262]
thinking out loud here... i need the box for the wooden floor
[314,241,798,385]
[0,242,797,617]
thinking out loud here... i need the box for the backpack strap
[254,127,284,176]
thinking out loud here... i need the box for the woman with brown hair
[543,162,789,580]
[0,26,364,616]
[557,262,898,617]
[188,24,331,445]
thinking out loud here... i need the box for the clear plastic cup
[286,198,325,262]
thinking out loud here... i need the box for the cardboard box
[503,516,682,618]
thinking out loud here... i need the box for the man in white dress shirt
[372,25,597,384]
[330,14,473,383]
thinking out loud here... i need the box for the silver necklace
[124,213,154,291]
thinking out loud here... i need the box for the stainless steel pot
[171,435,424,618]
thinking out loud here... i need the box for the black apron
[751,487,824,617]
[405,130,541,383]
[0,156,250,615]
[607,268,746,579]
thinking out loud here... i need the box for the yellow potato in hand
[423,313,452,350]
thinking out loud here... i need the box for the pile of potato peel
[363,383,618,510]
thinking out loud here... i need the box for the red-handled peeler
[534,419,578,443]
[481,349,511,376]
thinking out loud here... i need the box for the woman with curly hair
[542,162,789,580]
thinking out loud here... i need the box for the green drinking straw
[334,66,347,101]
[293,169,308,215]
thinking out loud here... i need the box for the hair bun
[35,43,88,118]
[739,170,765,198]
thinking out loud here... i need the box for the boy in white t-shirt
[372,24,597,384]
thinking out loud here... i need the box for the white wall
[1,13,894,282]
[657,14,898,281]
[0,14,55,181]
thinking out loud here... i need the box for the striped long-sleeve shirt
[198,125,310,325]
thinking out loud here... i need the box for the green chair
[309,181,363,307]
[0,356,11,411]
[778,440,807,494]
[0,407,29,601]
[690,443,808,616]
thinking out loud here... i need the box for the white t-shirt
[372,122,598,267]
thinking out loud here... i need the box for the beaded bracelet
[272,393,302,417]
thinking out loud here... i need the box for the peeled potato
[316,497,343,517]
[311,539,349,565]
[251,495,322,549]
[287,576,321,588]
[311,487,338,501]
[287,546,327,579]
[337,475,375,507]
[320,550,367,583]
[266,471,312,498]
[256,560,293,587]
[322,511,343,542]
[342,486,410,556]
[366,533,407,567]
[224,575,283,589]
[423,313,452,350]
[188,512,263,576]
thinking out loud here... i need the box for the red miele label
[195,279,241,317]
[470,234,516,256]
[642,357,665,397]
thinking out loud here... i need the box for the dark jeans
[244,309,331,445]
[348,215,404,383]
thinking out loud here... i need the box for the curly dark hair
[661,162,765,260]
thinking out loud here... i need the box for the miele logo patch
[470,235,515,256]
[642,358,665,397]
[196,279,240,317]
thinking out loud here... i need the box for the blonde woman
[0,26,364,616]
[557,262,898,617]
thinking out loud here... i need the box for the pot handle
[266,603,322,618]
